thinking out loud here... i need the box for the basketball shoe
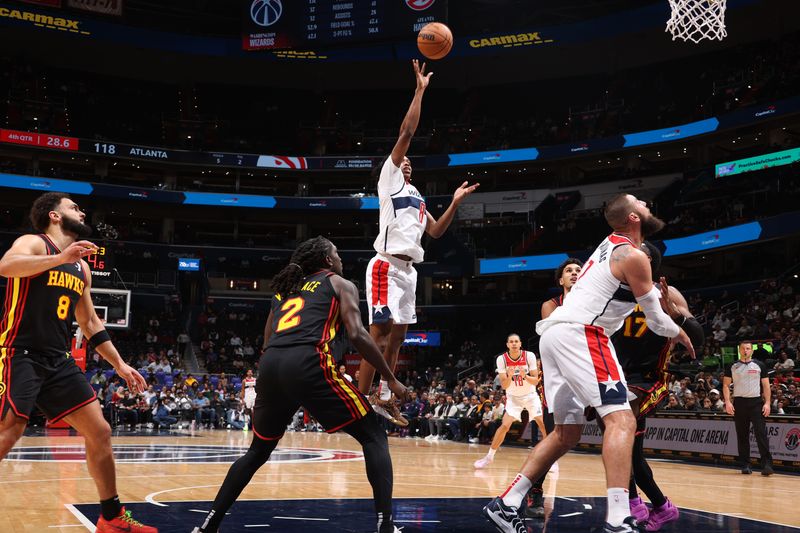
[370,393,409,427]
[602,516,642,532]
[524,489,545,519]
[644,499,678,531]
[474,454,494,469]
[629,496,649,523]
[483,496,527,533]
[96,507,158,532]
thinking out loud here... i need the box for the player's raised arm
[425,181,480,239]
[330,275,407,400]
[390,59,432,167]
[614,246,694,356]
[0,235,96,279]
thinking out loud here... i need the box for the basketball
[417,22,453,60]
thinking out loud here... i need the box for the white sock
[607,488,630,526]
[379,380,391,401]
[487,448,497,459]
[500,473,532,509]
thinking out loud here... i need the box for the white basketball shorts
[539,322,630,425]
[366,254,417,325]
[244,393,256,410]
[504,392,543,422]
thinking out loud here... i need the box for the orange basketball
[417,22,453,60]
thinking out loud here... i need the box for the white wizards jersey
[537,233,638,337]
[243,377,257,397]
[496,350,537,397]
[373,157,426,263]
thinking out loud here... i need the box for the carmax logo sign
[469,32,554,49]
[0,7,89,34]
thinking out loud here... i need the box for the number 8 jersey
[0,234,87,357]
[496,351,537,397]
[266,270,341,352]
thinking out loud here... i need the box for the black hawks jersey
[537,293,565,407]
[266,270,341,353]
[611,303,671,385]
[0,234,87,357]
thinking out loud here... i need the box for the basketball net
[666,0,727,43]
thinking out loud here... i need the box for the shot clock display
[86,246,114,279]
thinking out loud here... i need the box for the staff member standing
[723,340,774,476]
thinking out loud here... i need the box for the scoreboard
[243,0,447,51]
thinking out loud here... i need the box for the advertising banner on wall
[580,416,800,464]
[715,147,800,178]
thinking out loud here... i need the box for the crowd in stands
[2,32,797,158]
[196,306,264,374]
[92,372,251,431]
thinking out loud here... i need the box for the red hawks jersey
[536,233,638,337]
[496,350,537,397]
[373,158,426,263]
[243,377,257,396]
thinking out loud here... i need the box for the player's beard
[62,216,93,238]
[641,214,666,237]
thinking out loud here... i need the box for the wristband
[88,329,112,348]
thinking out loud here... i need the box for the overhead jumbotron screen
[242,0,447,50]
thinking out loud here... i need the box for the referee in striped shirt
[723,341,774,475]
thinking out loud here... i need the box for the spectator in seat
[90,369,107,387]
[682,391,700,411]
[405,391,429,438]
[663,394,680,410]
[708,389,724,411]
[192,394,217,428]
[461,396,482,443]
[713,324,727,343]
[435,394,459,440]
[477,403,495,443]
[153,398,177,430]
[177,331,190,353]
[117,389,140,429]
[775,351,795,372]
[425,396,449,440]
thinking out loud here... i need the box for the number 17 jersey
[266,270,341,352]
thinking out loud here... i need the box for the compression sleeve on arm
[635,286,680,338]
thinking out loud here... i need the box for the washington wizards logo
[405,0,436,11]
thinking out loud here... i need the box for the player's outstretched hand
[387,378,408,402]
[658,276,682,319]
[60,240,98,264]
[453,181,480,204]
[671,328,695,359]
[117,363,147,393]
[413,59,433,91]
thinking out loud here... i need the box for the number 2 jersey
[496,350,537,398]
[266,270,341,352]
[0,234,87,357]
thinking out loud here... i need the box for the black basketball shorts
[252,345,372,441]
[0,347,97,422]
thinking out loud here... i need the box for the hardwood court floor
[0,429,797,532]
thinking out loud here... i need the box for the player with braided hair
[268,235,333,301]
[196,236,407,533]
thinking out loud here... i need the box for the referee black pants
[733,397,772,465]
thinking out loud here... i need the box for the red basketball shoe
[96,507,158,532]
